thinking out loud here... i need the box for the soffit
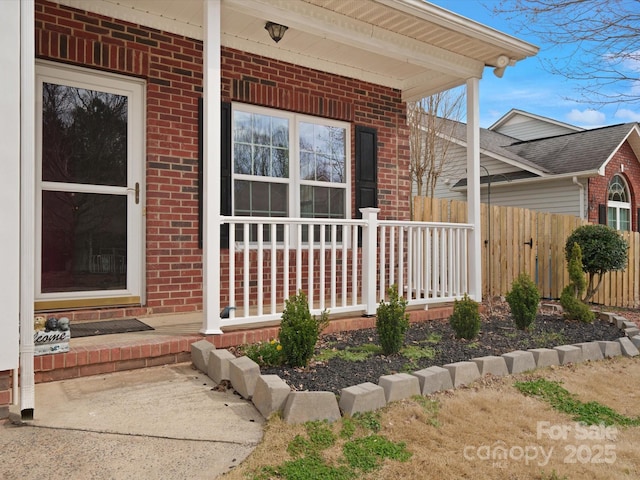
[54,0,538,101]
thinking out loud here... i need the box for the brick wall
[587,141,640,228]
[34,0,408,321]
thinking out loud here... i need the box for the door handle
[127,183,140,204]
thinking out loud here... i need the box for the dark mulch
[262,303,623,395]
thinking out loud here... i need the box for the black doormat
[70,318,154,338]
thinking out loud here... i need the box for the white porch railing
[214,208,473,330]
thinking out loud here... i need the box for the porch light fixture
[265,21,288,43]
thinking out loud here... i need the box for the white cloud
[615,109,640,122]
[566,109,606,126]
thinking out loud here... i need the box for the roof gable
[489,109,584,141]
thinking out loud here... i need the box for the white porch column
[360,207,380,316]
[201,0,223,334]
[466,77,482,302]
[0,0,22,391]
[19,0,36,418]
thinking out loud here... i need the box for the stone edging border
[191,312,640,425]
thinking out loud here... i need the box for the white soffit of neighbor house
[54,0,537,100]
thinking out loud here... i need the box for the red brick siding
[587,141,640,229]
[35,0,409,319]
[0,370,13,419]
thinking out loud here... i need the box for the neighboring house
[0,0,537,417]
[431,109,640,230]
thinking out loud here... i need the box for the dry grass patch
[223,358,640,480]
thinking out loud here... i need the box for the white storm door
[35,62,144,310]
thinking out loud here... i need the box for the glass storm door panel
[36,63,144,309]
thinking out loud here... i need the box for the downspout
[20,0,35,420]
[573,176,585,220]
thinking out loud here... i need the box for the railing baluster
[407,226,413,300]
[389,226,395,287]
[284,223,290,301]
[257,223,264,317]
[330,224,337,309]
[296,224,302,294]
[379,225,386,301]
[398,227,404,297]
[243,223,250,318]
[271,223,277,315]
[351,224,358,306]
[308,223,314,308]
[319,224,325,312]
[229,223,235,319]
[341,227,347,307]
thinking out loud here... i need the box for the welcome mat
[71,318,154,338]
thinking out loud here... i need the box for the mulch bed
[261,302,624,395]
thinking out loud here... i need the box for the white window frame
[231,103,351,244]
[34,60,146,309]
[608,174,631,231]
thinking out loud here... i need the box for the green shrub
[449,294,481,340]
[278,291,329,367]
[565,224,628,302]
[505,273,540,330]
[376,284,409,355]
[243,339,284,367]
[560,242,595,323]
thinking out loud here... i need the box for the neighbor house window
[232,104,349,241]
[607,174,631,231]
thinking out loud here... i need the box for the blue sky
[430,0,640,128]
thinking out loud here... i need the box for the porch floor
[34,305,454,384]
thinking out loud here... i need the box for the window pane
[620,208,631,231]
[42,83,127,186]
[234,181,287,242]
[608,207,617,229]
[41,191,127,292]
[299,122,346,184]
[234,144,252,174]
[233,111,289,179]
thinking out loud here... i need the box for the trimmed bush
[565,224,628,302]
[449,294,481,340]
[278,291,329,367]
[560,242,595,323]
[376,284,409,355]
[506,273,540,330]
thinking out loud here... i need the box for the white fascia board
[379,0,539,60]
[489,108,584,132]
[224,0,484,79]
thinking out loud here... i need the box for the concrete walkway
[2,363,264,480]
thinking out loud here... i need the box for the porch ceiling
[55,0,538,101]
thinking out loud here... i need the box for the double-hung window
[232,104,350,242]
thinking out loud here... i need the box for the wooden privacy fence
[413,197,640,308]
